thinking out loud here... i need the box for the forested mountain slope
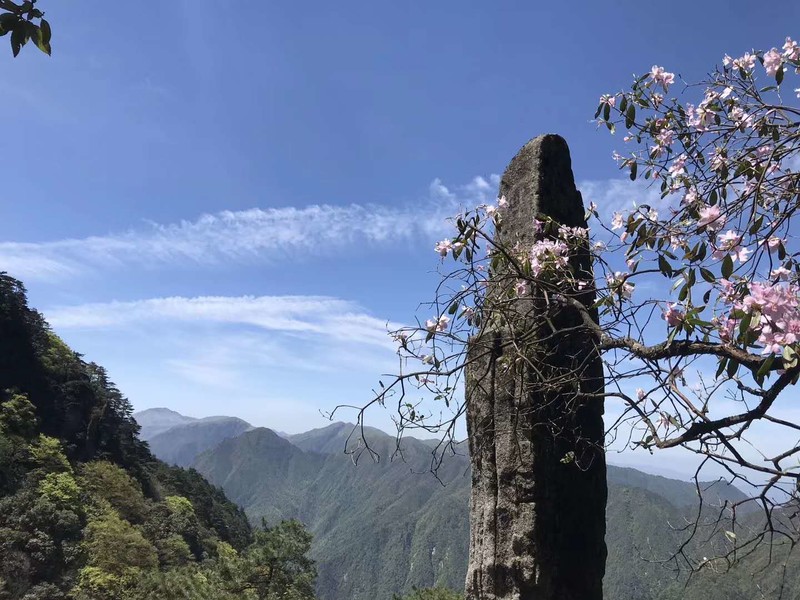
[0,274,314,600]
[183,419,783,600]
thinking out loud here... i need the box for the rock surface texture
[465,135,607,600]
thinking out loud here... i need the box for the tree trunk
[465,135,607,600]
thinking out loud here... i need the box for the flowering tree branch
[332,35,800,573]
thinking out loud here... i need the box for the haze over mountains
[133,407,797,600]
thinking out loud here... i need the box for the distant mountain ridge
[134,408,254,466]
[135,407,197,441]
[137,408,765,600]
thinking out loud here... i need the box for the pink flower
[763,48,783,77]
[425,315,450,333]
[656,128,674,147]
[497,195,508,209]
[783,37,800,61]
[668,154,688,178]
[716,317,737,344]
[514,280,529,296]
[662,303,685,327]
[390,331,409,345]
[607,272,634,300]
[636,388,645,401]
[434,239,454,257]
[697,204,725,231]
[650,65,675,91]
[670,235,686,251]
[713,230,750,263]
[765,237,784,252]
[733,53,757,71]
[772,267,792,281]
[611,212,625,230]
[730,106,755,129]
[718,279,738,303]
[529,239,569,277]
[599,94,616,107]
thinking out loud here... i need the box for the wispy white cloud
[46,294,407,433]
[46,294,400,349]
[2,173,667,283]
[1,176,500,282]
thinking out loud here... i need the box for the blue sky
[2,1,798,475]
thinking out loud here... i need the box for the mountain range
[135,408,798,600]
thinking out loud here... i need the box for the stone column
[465,135,607,600]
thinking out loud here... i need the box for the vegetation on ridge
[0,273,316,600]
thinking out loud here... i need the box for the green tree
[80,461,149,524]
[223,520,316,600]
[0,0,50,56]
[82,511,158,574]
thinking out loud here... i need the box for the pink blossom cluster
[425,315,449,334]
[736,282,800,354]
[651,126,675,157]
[662,303,685,327]
[529,239,569,277]
[784,37,800,62]
[606,272,634,300]
[723,52,756,72]
[649,66,675,91]
[712,230,750,263]
[697,204,726,232]
[599,94,616,107]
[686,94,719,132]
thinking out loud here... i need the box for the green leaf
[37,18,51,54]
[700,268,715,283]
[603,103,611,122]
[756,354,775,380]
[0,12,17,36]
[727,358,739,378]
[447,302,458,315]
[26,21,48,55]
[625,104,636,129]
[658,255,672,277]
[739,312,752,337]
[776,65,784,85]
[716,357,727,379]
[629,161,637,181]
[721,254,733,279]
[10,21,27,57]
